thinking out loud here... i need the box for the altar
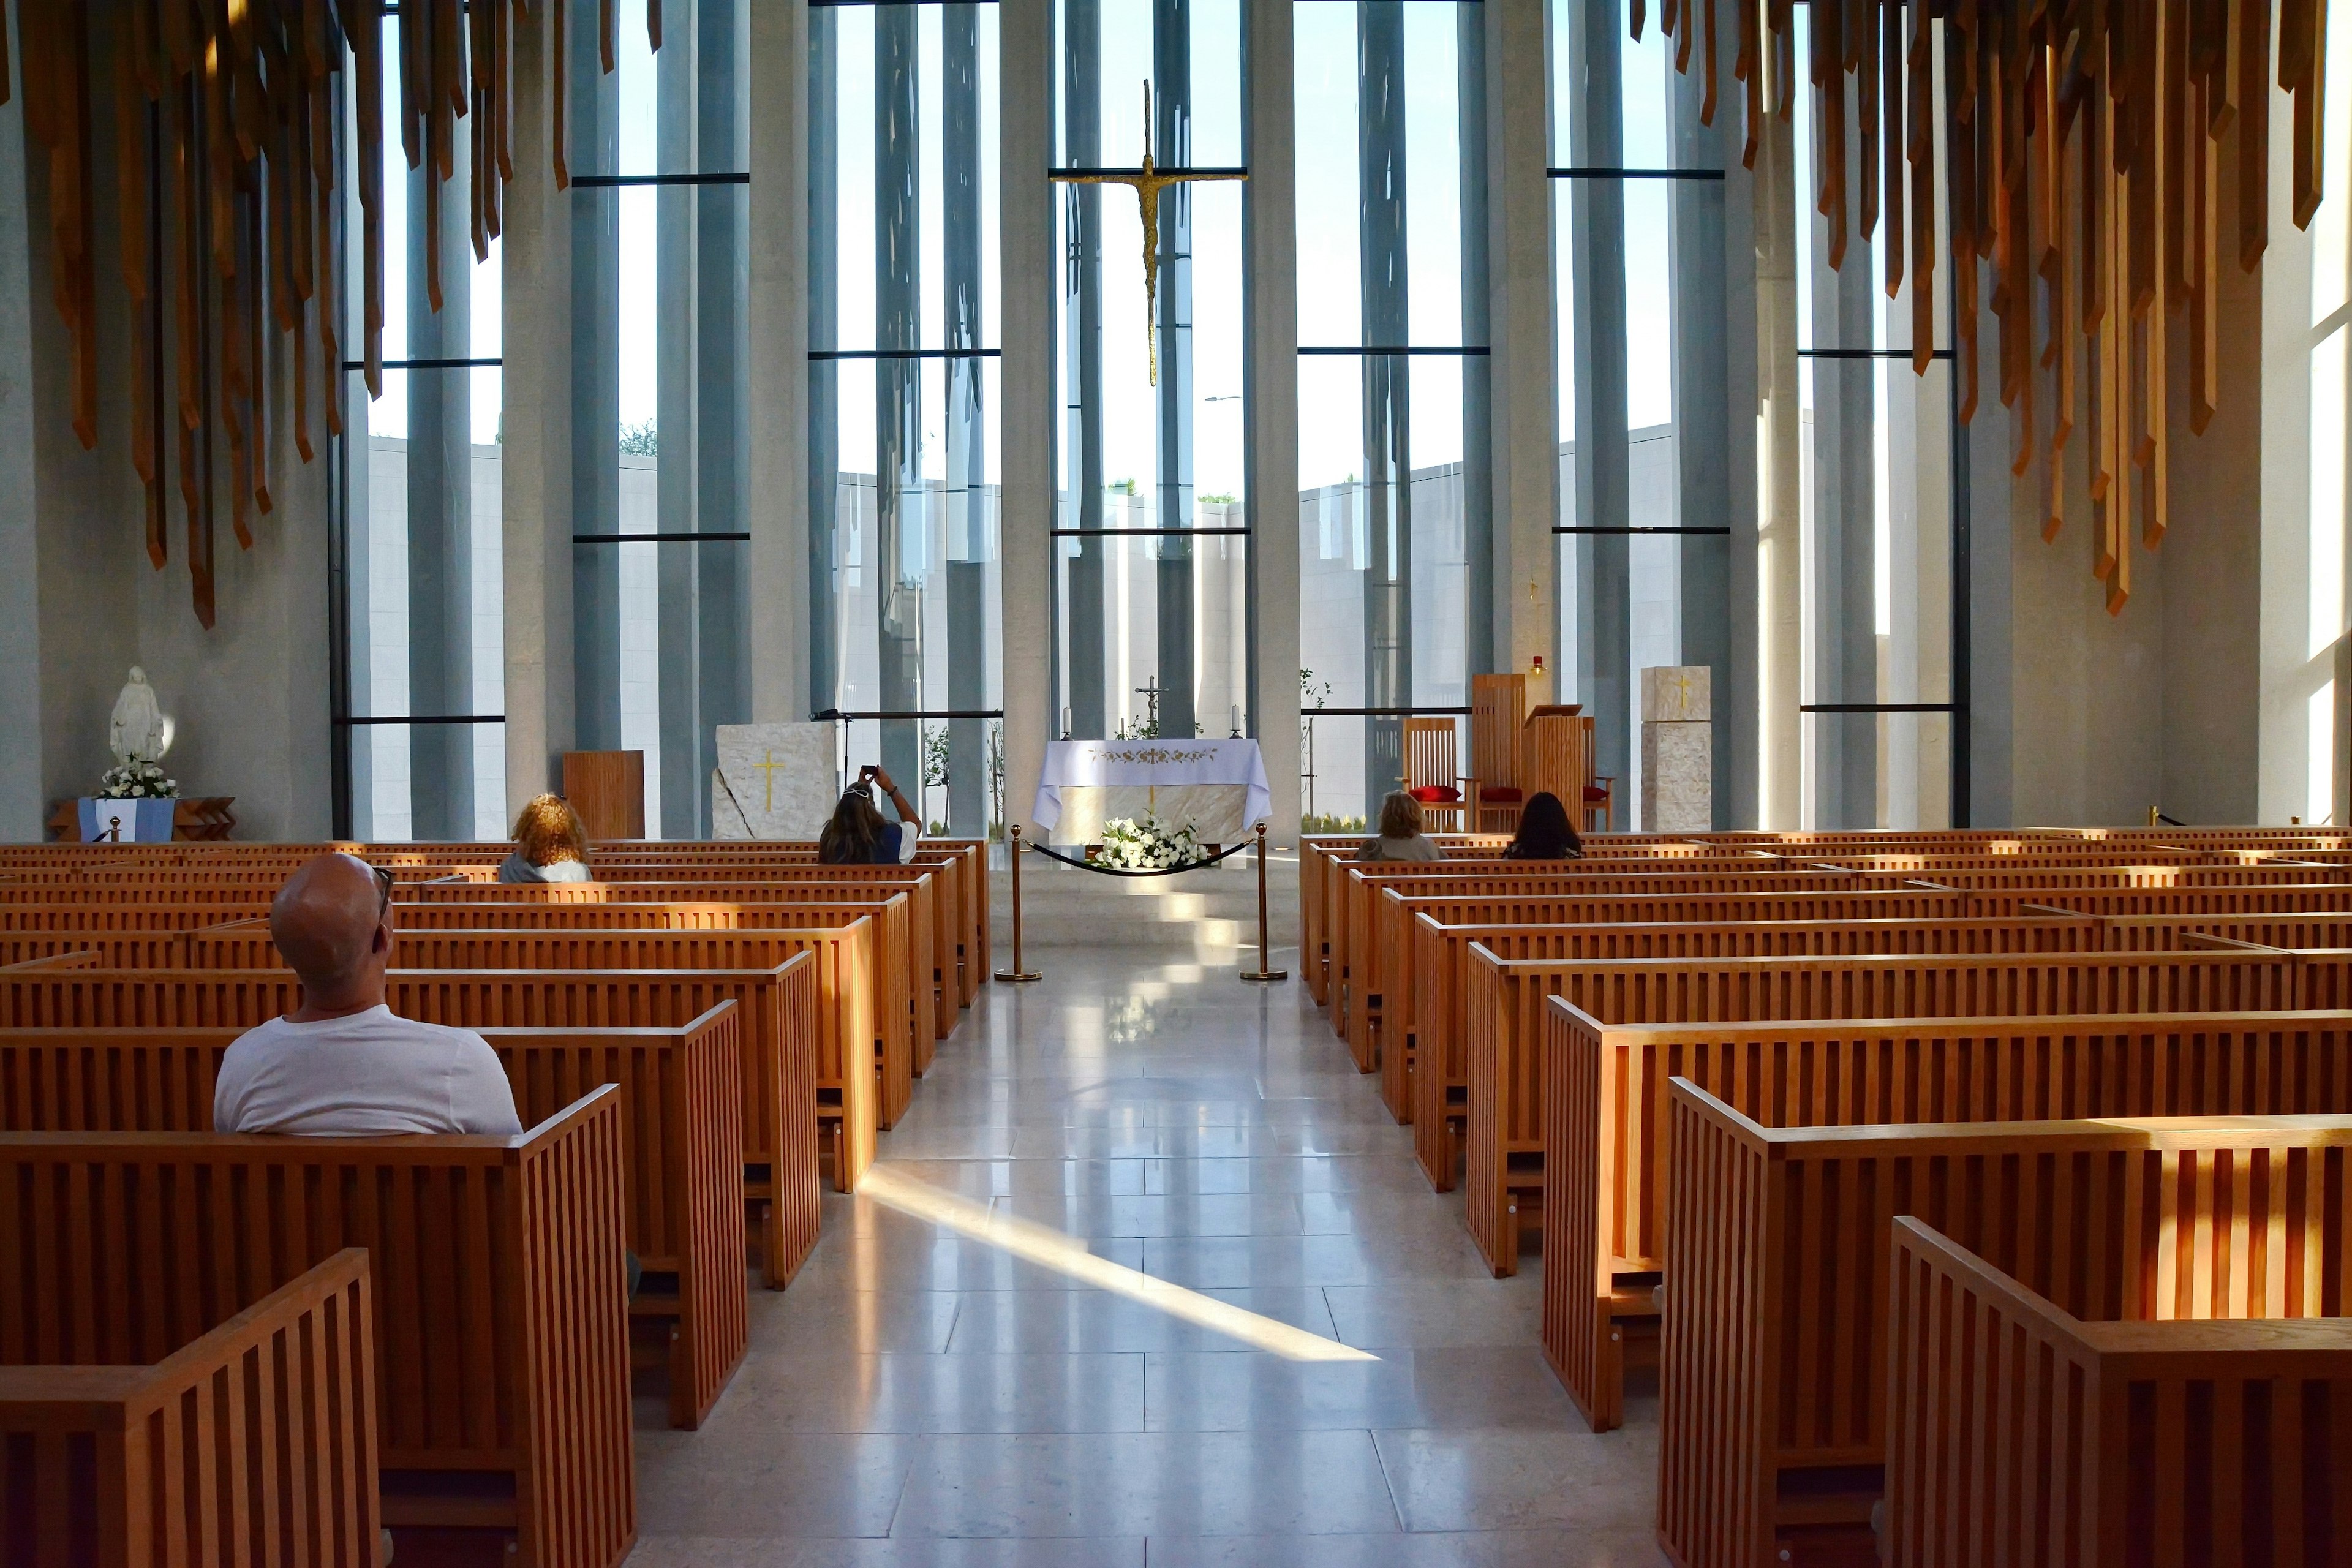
[1034,739,1271,847]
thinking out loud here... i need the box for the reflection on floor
[625,949,1667,1566]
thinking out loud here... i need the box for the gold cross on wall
[1050,83,1247,386]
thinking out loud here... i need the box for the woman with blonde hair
[1355,791,1444,862]
[499,794,595,884]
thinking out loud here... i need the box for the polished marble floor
[626,952,1667,1566]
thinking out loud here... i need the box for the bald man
[214,853,522,1136]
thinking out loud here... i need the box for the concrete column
[570,7,623,749]
[1245,0,1301,844]
[1001,0,1055,831]
[1153,0,1197,741]
[1359,1,1411,804]
[405,116,476,840]
[752,0,812,722]
[1457,3,1494,678]
[1670,51,1752,829]
[502,3,579,812]
[875,0,923,793]
[1484,0,1559,695]
[1563,0,1630,787]
[1808,132,1875,828]
[945,0,990,835]
[1752,42,1801,828]
[695,0,752,827]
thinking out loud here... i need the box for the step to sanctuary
[990,848,1300,955]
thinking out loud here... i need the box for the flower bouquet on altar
[1095,812,1208,872]
[99,760,178,799]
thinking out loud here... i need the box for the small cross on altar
[1133,676,1162,736]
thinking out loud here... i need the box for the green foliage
[619,420,659,457]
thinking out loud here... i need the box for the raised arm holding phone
[818,764,923,865]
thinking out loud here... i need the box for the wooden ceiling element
[4,1,657,628]
[1647,0,2332,616]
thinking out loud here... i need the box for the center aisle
[628,951,1665,1566]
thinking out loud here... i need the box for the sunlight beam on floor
[858,1166,1381,1363]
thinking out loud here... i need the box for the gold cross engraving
[1049,83,1247,386]
[753,749,786,813]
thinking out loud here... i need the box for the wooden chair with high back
[1468,674,1528,831]
[1400,718,1468,831]
[1521,708,1615,834]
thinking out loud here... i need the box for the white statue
[109,667,175,767]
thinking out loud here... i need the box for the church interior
[2,1,2350,1564]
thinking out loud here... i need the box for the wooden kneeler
[0,1010,753,1431]
[0,1089,638,1568]
[0,1250,382,1568]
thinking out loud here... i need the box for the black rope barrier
[1023,839,1256,877]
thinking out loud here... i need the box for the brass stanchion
[1239,822,1288,982]
[993,824,1043,982]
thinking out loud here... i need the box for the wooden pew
[1365,883,1986,1083]
[0,960,827,1287]
[1882,1216,2352,1568]
[1327,862,1947,1038]
[1540,1006,2352,1432]
[0,1088,638,1568]
[0,1008,751,1431]
[1460,946,2303,1275]
[1403,910,2097,1178]
[189,912,924,1132]
[400,871,958,1041]
[1658,1090,2352,1568]
[0,1250,380,1568]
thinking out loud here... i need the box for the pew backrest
[0,1250,379,1568]
[0,1088,636,1568]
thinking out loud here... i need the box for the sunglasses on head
[369,864,394,922]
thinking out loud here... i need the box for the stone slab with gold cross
[1638,666,1711,832]
[712,722,840,839]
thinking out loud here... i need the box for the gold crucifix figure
[1050,82,1246,385]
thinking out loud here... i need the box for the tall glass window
[1050,0,1246,748]
[1549,7,1691,821]
[337,13,507,842]
[1294,0,1488,826]
[569,0,751,838]
[1787,4,1954,829]
[810,0,1005,835]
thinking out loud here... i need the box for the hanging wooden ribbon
[1644,0,2333,616]
[6,0,658,627]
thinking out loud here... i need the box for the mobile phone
[859,764,878,780]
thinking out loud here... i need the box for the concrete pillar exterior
[1245,0,1300,845]
[502,9,579,812]
[748,0,810,725]
[1752,45,1801,828]
[1000,0,1054,833]
[1484,0,1558,692]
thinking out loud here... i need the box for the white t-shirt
[214,1006,524,1137]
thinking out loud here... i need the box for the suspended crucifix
[1050,83,1246,386]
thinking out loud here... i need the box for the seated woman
[1356,791,1444,862]
[1501,790,1583,859]
[499,794,595,883]
[818,765,924,865]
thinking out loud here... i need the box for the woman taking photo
[499,794,596,883]
[818,764,924,865]
[1500,790,1583,860]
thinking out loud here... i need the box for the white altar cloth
[1034,739,1271,843]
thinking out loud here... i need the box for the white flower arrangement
[99,760,178,799]
[1095,812,1208,872]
